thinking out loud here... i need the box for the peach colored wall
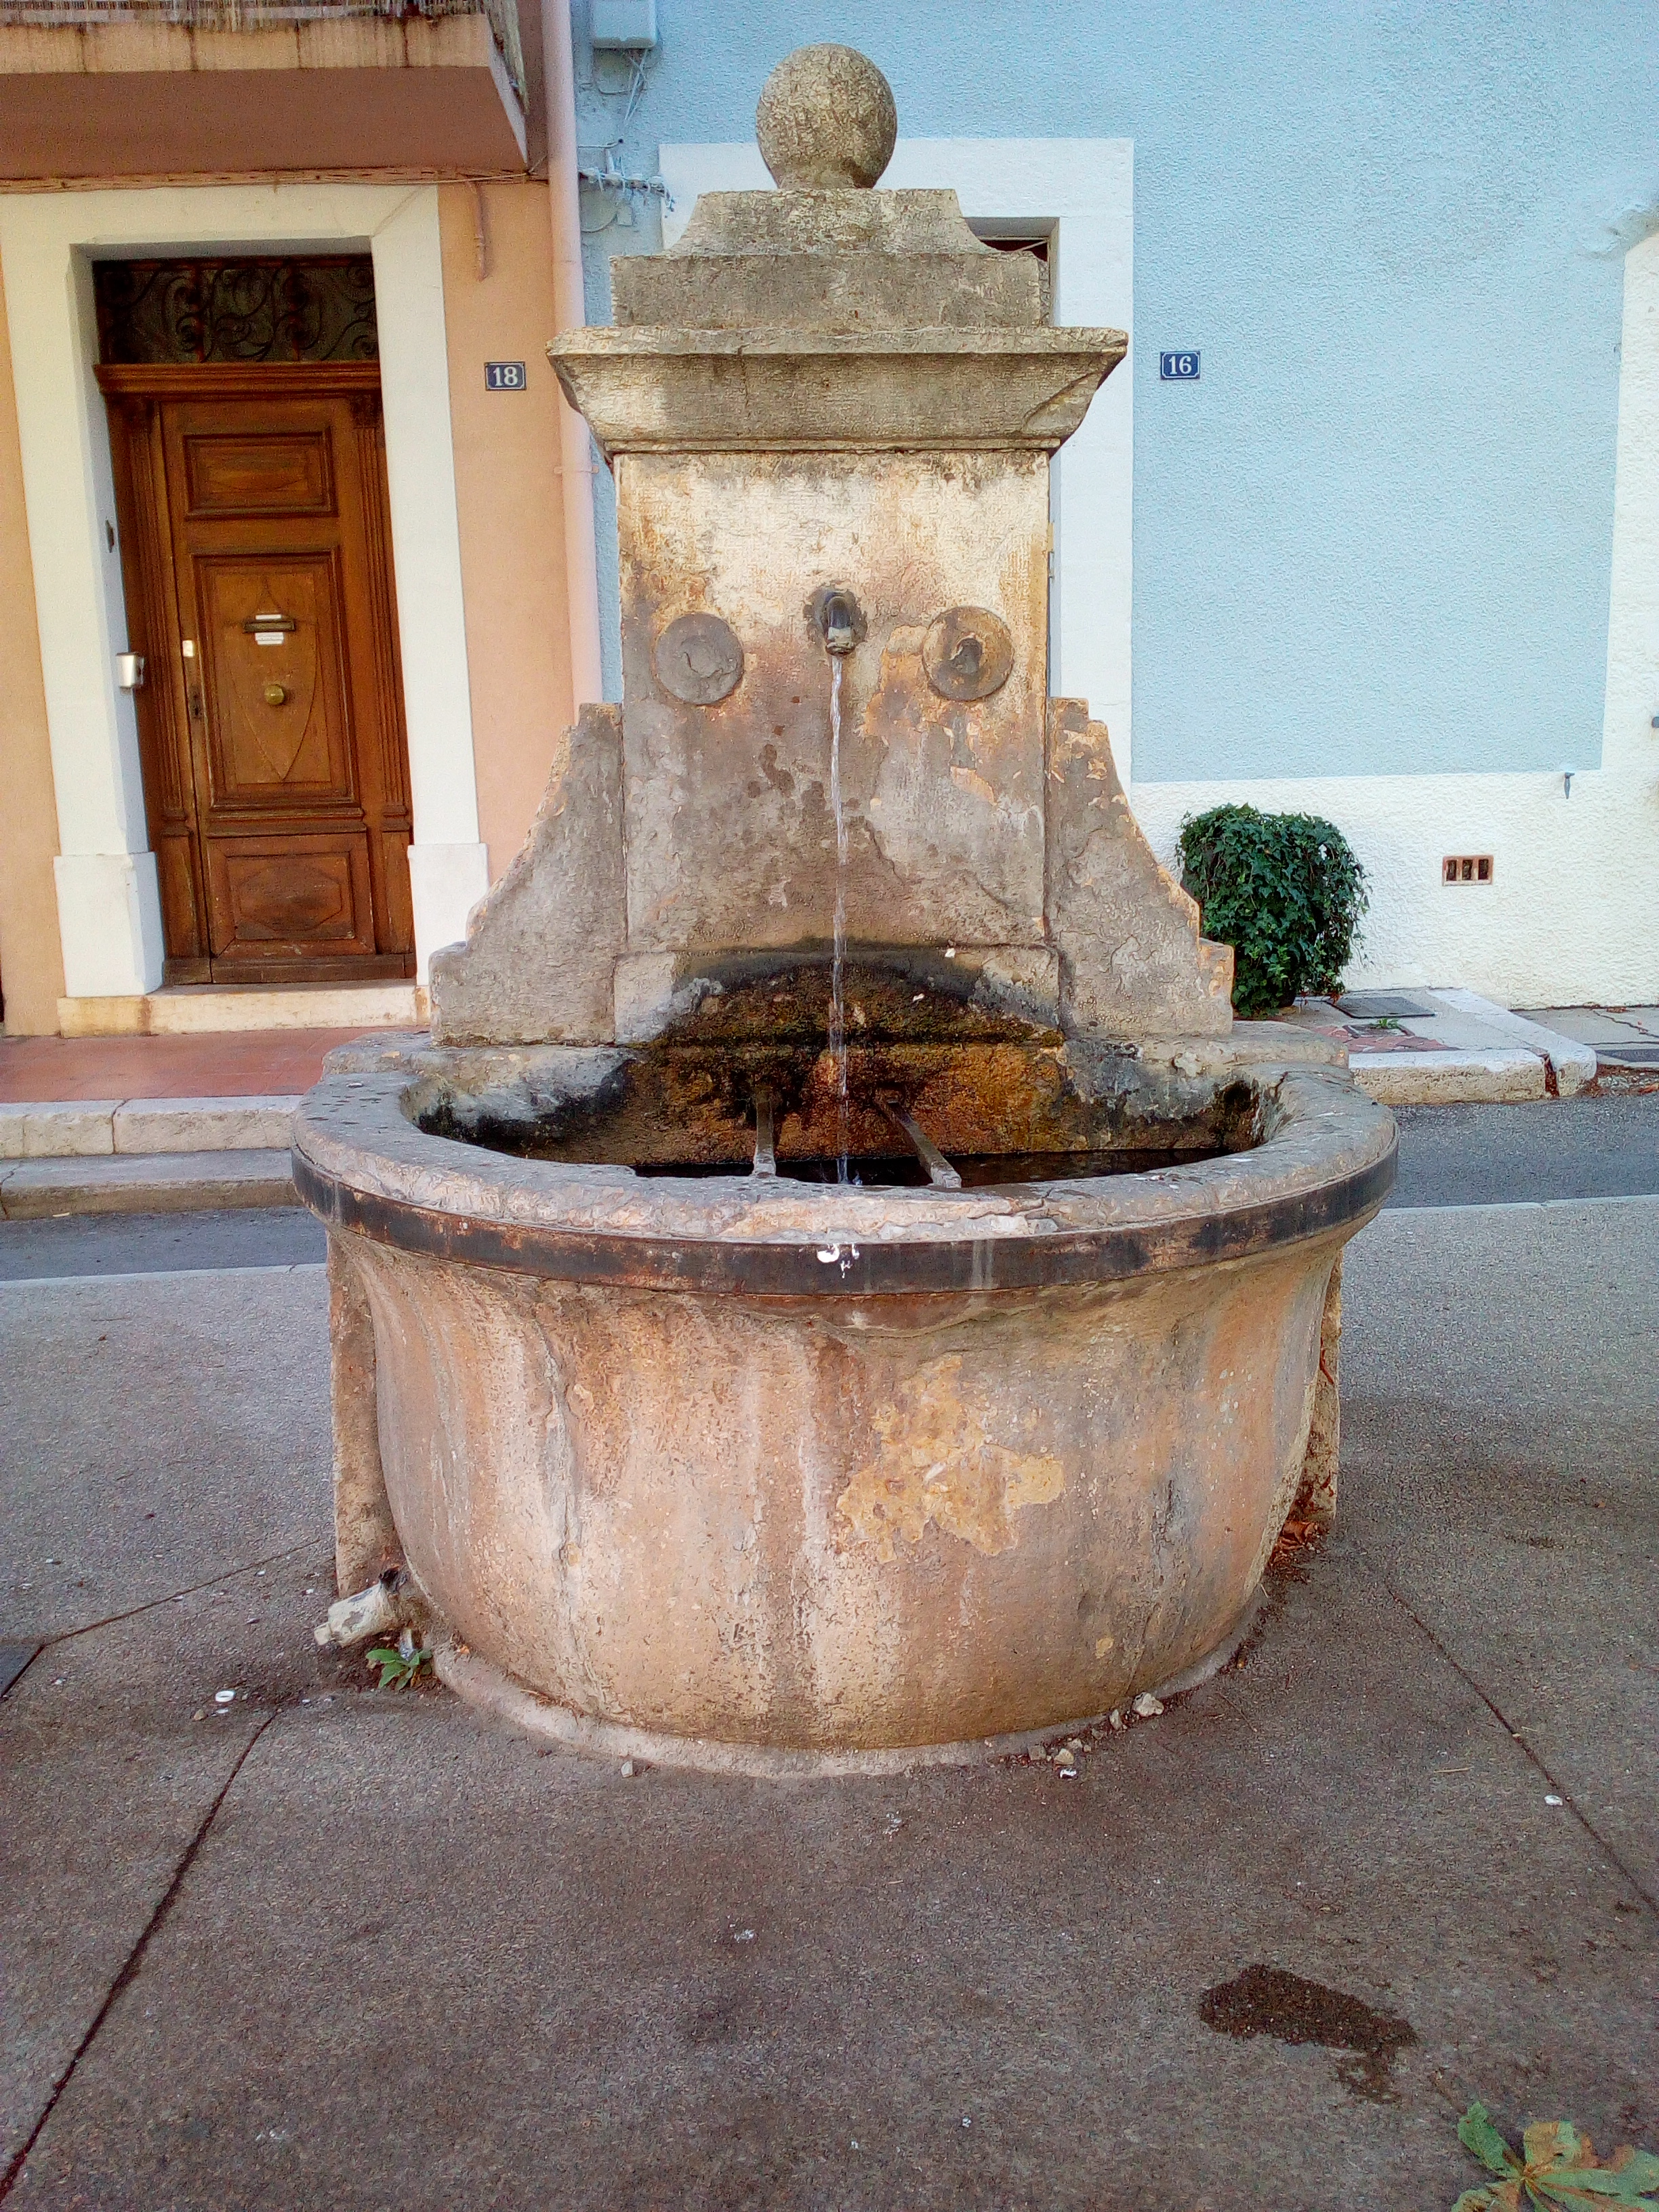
[439,179,573,881]
[0,253,65,1034]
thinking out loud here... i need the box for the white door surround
[0,180,489,998]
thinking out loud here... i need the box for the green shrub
[1176,804,1368,1018]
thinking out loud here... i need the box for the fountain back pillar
[428,51,1230,1051]
[295,47,1393,1774]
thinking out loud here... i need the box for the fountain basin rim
[293,1065,1395,1298]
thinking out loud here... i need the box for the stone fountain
[295,46,1395,1774]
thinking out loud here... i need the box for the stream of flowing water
[827,655,851,1181]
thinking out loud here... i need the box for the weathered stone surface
[294,1045,1393,1761]
[295,45,1400,1768]
[295,1063,1393,1280]
[1046,697,1235,1040]
[550,327,1126,459]
[327,1235,399,1594]
[755,42,896,190]
[618,451,1051,957]
[1293,1254,1344,1530]
[346,1223,1343,1753]
[112,1094,298,1153]
[611,946,1061,1044]
[428,704,625,1047]
[1,1102,119,1159]
[611,187,1041,333]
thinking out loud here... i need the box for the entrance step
[58,983,426,1038]
[0,1148,295,1218]
[0,1095,300,1161]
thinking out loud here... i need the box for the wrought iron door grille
[94,257,378,367]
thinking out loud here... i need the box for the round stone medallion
[922,607,1015,703]
[756,45,897,191]
[653,613,744,706]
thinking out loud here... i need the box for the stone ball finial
[756,45,897,190]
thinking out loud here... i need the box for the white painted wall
[658,138,1136,778]
[1135,230,1659,1009]
[0,182,487,997]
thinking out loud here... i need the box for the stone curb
[1347,1046,1547,1106]
[1422,989,1598,1094]
[0,1094,300,1161]
[0,1149,297,1218]
[1284,987,1601,1105]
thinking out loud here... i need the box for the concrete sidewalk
[1,1201,1654,2208]
[1521,1003,1659,1074]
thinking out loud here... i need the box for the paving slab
[1521,1007,1659,1046]
[111,1097,300,1155]
[1,1267,330,1639]
[0,1149,295,1219]
[1348,1044,1546,1105]
[0,1548,338,2182]
[1,1100,300,1164]
[7,1549,1654,2211]
[1340,1199,1659,1898]
[1277,991,1597,1101]
[0,1205,1654,2209]
[0,1104,120,1162]
[0,1030,391,1105]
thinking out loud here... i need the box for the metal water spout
[811,584,863,655]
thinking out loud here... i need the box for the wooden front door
[100,364,414,983]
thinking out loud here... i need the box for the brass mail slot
[243,611,296,634]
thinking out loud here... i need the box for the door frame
[99,359,415,984]
[0,183,490,1003]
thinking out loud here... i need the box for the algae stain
[836,1353,1064,1560]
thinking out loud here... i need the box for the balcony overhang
[0,9,527,181]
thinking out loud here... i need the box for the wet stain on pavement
[1200,1963,1417,2099]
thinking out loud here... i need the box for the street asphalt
[0,1098,1655,2207]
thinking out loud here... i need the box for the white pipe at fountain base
[313,1569,414,1650]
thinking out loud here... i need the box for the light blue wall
[573,1,1659,781]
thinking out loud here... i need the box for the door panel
[196,557,352,804]
[101,363,415,985]
[207,831,377,962]
[183,429,335,517]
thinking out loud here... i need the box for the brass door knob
[264,682,287,708]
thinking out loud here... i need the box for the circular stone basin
[294,1043,1395,1775]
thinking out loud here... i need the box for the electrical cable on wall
[577,11,668,234]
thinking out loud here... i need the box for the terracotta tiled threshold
[0,1029,399,1103]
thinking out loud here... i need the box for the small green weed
[1454,2102,1659,2209]
[367,1627,431,1692]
